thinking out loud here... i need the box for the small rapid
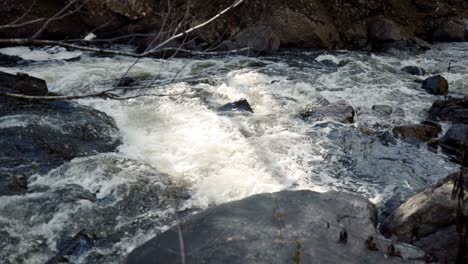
[0,43,466,263]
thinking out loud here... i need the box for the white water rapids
[0,43,467,263]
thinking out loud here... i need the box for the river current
[0,43,466,263]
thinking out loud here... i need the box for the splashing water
[1,43,467,263]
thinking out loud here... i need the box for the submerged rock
[218,99,253,113]
[401,66,426,76]
[429,96,468,124]
[422,75,448,96]
[126,190,427,264]
[392,123,441,142]
[301,100,355,123]
[382,171,468,263]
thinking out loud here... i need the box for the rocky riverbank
[1,0,467,52]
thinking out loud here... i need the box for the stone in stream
[372,105,393,116]
[301,100,355,124]
[382,170,468,264]
[392,123,441,142]
[429,96,468,124]
[218,99,254,113]
[126,190,427,264]
[0,73,121,196]
[421,75,448,96]
[400,66,426,76]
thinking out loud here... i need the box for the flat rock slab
[126,191,426,264]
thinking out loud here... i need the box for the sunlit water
[0,43,467,263]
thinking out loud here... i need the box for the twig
[143,0,246,56]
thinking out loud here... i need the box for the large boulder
[126,190,427,264]
[422,75,449,96]
[0,73,121,196]
[382,171,468,263]
[301,100,355,124]
[429,96,468,124]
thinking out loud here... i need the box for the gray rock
[0,81,121,195]
[372,105,393,116]
[422,75,448,96]
[382,171,468,263]
[218,99,253,113]
[126,190,427,264]
[301,100,355,123]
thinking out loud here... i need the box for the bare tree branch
[143,0,245,56]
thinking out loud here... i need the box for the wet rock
[301,100,355,124]
[368,18,403,42]
[0,71,48,96]
[218,99,253,113]
[372,105,393,116]
[429,96,468,124]
[126,190,427,264]
[439,124,468,162]
[382,171,468,263]
[392,123,441,142]
[411,37,431,51]
[422,75,448,96]
[0,76,121,196]
[401,66,426,76]
[235,26,280,53]
[433,18,466,42]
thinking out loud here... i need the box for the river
[0,43,466,263]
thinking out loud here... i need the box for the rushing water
[0,43,467,263]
